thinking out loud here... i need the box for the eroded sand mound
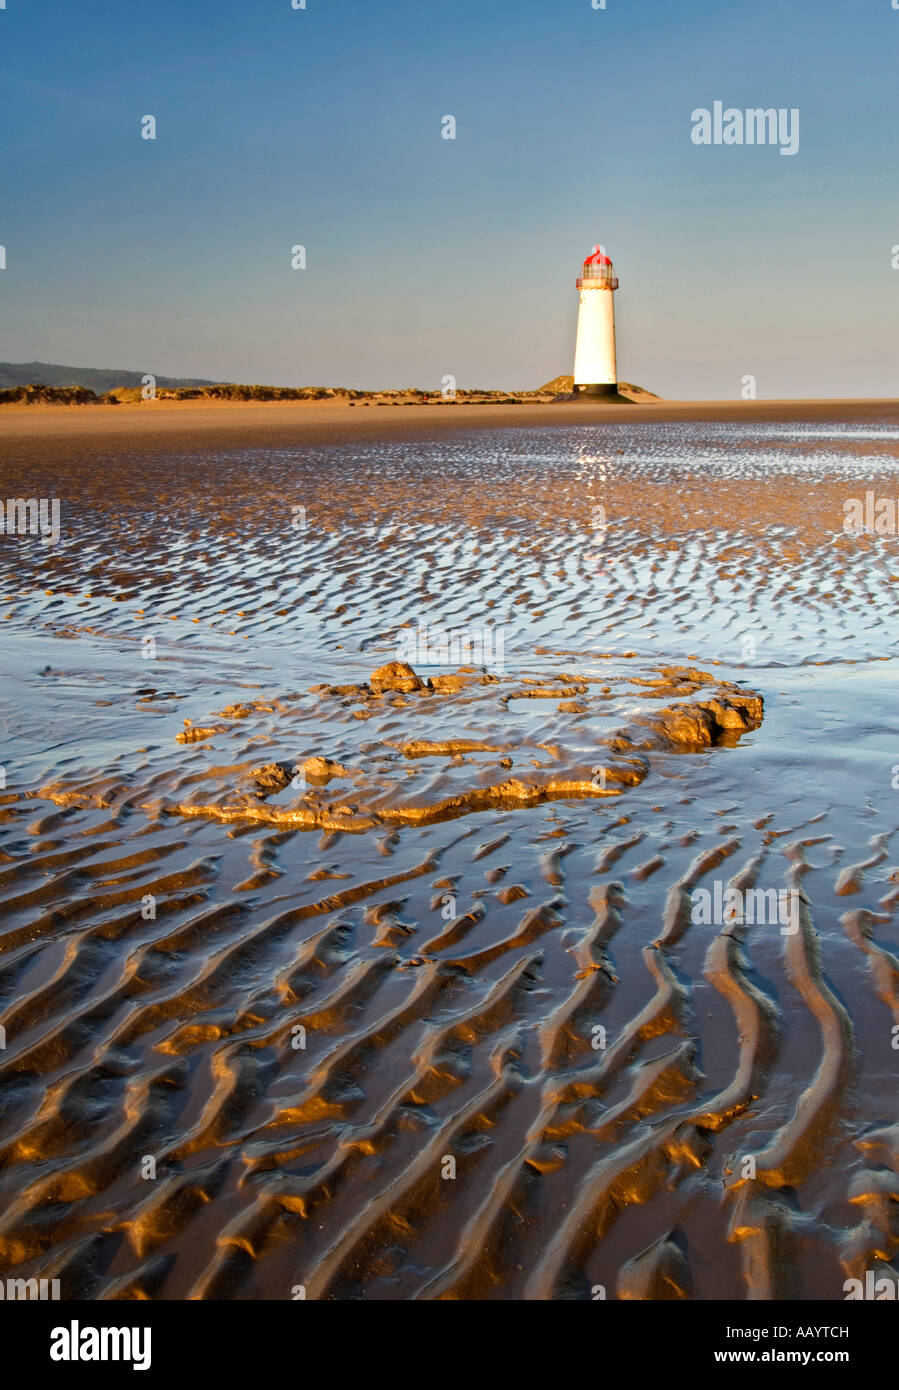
[154,663,763,833]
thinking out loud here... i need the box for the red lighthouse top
[584,244,612,267]
[578,244,618,290]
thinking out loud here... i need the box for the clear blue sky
[1,0,897,397]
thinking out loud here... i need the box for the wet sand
[1,404,898,1301]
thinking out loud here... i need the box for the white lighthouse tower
[573,244,619,396]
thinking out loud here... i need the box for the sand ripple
[1,418,898,1298]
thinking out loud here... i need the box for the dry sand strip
[0,395,896,445]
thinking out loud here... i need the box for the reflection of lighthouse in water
[573,244,618,396]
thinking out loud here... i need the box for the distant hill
[0,363,662,403]
[0,362,218,394]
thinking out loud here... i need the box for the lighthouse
[572,244,619,396]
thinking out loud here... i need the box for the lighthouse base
[572,382,618,397]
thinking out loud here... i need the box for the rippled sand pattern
[1,418,898,1300]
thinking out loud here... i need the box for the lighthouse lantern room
[573,244,619,396]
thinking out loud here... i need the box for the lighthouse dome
[577,244,618,290]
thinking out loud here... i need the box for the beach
[1,395,897,441]
[1,400,898,1300]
